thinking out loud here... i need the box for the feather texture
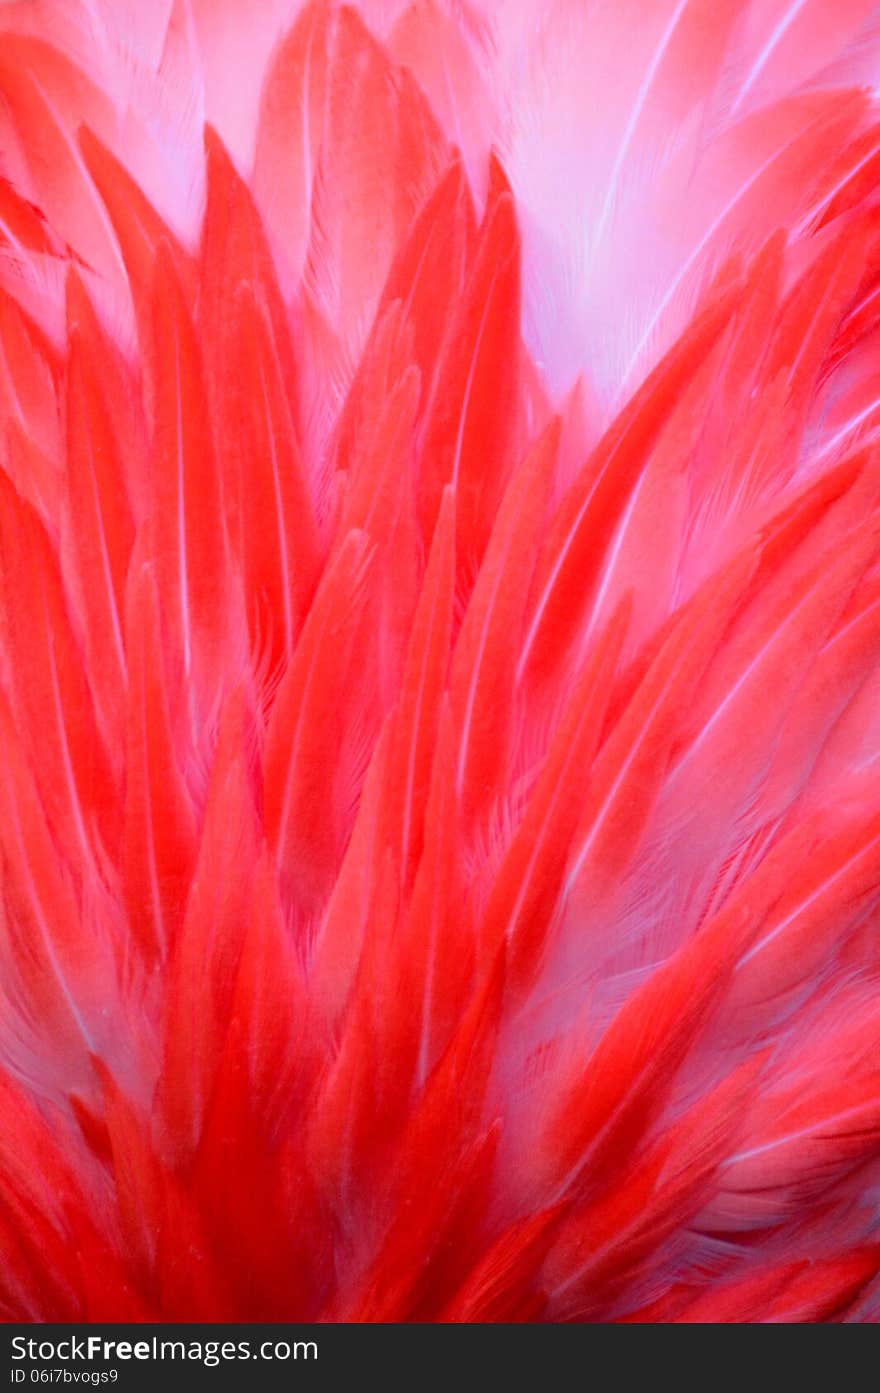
[1,0,880,1326]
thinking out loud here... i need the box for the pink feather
[0,0,879,1326]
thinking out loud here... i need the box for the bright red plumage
[1,0,880,1323]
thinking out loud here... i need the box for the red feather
[2,0,880,1327]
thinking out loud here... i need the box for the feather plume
[1,0,880,1325]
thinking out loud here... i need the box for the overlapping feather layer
[1,0,880,1322]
